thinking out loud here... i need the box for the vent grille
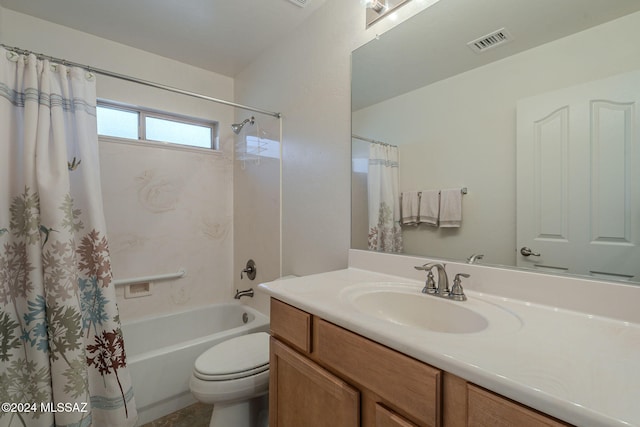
[287,0,310,7]
[467,28,513,53]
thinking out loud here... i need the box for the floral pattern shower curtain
[0,48,136,427]
[367,143,402,252]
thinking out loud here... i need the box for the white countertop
[259,267,640,427]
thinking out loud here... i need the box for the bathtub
[121,303,270,425]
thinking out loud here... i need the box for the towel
[418,190,440,226]
[401,191,420,225]
[439,188,462,227]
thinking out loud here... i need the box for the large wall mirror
[351,0,640,285]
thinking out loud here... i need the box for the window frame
[97,99,220,152]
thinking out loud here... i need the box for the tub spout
[234,288,254,299]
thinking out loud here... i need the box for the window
[97,100,218,150]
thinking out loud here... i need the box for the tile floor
[140,403,213,427]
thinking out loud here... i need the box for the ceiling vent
[287,0,310,7]
[467,28,513,53]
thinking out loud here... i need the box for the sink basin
[353,290,488,333]
[341,282,522,334]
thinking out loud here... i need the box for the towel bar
[402,187,468,198]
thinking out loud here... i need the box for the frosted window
[97,101,218,151]
[146,117,213,149]
[245,135,280,159]
[97,106,138,139]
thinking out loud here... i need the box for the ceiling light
[366,0,387,13]
[364,0,411,28]
[287,0,310,7]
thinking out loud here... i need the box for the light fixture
[363,0,411,28]
[364,0,387,13]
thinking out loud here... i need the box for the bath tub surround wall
[233,128,282,315]
[100,141,234,320]
[0,8,237,320]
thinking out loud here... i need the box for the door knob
[520,247,541,257]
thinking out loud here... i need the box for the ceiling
[0,0,326,77]
[352,0,640,110]
[6,0,639,105]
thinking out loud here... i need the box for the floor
[140,403,213,427]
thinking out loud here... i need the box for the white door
[517,70,640,281]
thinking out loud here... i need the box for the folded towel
[418,190,439,226]
[401,191,420,225]
[439,188,462,227]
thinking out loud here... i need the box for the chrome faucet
[414,263,470,301]
[414,262,449,296]
[234,288,254,299]
[466,253,484,264]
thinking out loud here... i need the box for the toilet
[189,332,270,427]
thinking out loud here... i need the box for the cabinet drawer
[375,404,419,427]
[468,385,571,427]
[314,319,441,426]
[270,298,312,354]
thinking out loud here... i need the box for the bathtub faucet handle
[241,259,257,280]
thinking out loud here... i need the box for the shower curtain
[367,143,402,252]
[0,49,136,427]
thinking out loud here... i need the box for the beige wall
[232,116,281,315]
[234,0,438,277]
[352,10,640,266]
[1,9,237,321]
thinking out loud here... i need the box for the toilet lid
[194,332,270,381]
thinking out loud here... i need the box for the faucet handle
[241,259,257,280]
[450,273,470,301]
[421,271,437,294]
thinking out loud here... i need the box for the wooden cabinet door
[269,337,360,427]
[375,404,419,427]
[468,385,571,427]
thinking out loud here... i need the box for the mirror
[365,0,411,28]
[351,0,640,284]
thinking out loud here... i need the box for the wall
[352,10,640,266]
[0,8,238,321]
[234,0,440,278]
[233,114,282,314]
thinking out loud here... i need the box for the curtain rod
[1,43,282,119]
[352,134,397,147]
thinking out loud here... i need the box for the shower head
[231,116,255,134]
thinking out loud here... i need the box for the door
[269,337,360,427]
[517,70,640,281]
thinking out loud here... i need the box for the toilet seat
[193,332,270,381]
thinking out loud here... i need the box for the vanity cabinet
[269,298,571,427]
[270,299,438,427]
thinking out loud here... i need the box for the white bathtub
[121,303,270,425]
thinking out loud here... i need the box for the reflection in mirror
[351,0,640,285]
[364,0,411,28]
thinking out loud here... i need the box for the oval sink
[354,291,488,333]
[341,282,522,335]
